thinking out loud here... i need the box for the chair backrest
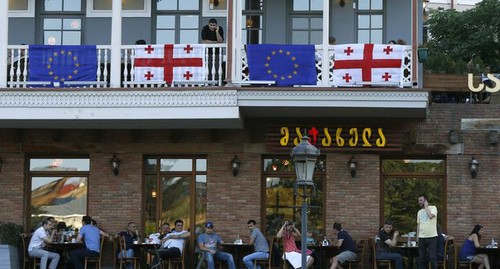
[357,239,368,265]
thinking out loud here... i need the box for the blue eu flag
[246,44,317,86]
[28,45,97,87]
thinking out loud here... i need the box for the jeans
[29,248,60,269]
[376,252,403,269]
[243,251,269,269]
[69,248,99,269]
[418,237,437,269]
[117,248,135,269]
[204,251,236,269]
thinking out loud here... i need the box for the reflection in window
[381,159,445,234]
[144,157,207,235]
[9,0,29,10]
[43,18,82,45]
[157,0,198,10]
[263,156,325,237]
[29,158,89,231]
[93,0,144,10]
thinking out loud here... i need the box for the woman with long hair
[458,225,490,269]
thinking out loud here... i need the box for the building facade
[0,0,499,268]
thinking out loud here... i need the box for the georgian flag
[333,44,404,87]
[134,44,205,84]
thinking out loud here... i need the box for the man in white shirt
[28,218,60,269]
[151,219,190,265]
[417,194,438,269]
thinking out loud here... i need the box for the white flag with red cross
[134,44,205,84]
[332,44,404,87]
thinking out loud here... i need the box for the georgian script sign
[468,73,500,92]
[267,126,402,152]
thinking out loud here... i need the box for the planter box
[0,245,20,269]
[423,73,481,92]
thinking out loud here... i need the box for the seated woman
[459,225,490,269]
[276,220,314,269]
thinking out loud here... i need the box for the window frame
[261,155,326,236]
[26,156,90,231]
[85,0,152,17]
[380,158,447,233]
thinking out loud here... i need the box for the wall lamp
[347,156,358,178]
[110,154,120,176]
[231,155,241,176]
[338,0,346,7]
[469,157,479,179]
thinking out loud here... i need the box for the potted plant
[0,222,23,269]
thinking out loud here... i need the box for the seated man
[151,219,190,265]
[28,218,60,269]
[197,221,235,269]
[243,220,269,269]
[330,222,356,269]
[375,220,403,269]
[117,222,139,269]
[69,216,109,269]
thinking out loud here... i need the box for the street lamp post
[291,134,320,269]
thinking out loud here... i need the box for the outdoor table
[220,243,253,269]
[48,242,84,269]
[477,247,500,269]
[131,243,159,269]
[394,245,419,269]
[308,245,338,269]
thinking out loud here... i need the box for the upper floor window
[242,0,263,44]
[39,0,84,45]
[44,0,82,12]
[154,0,200,44]
[356,0,384,43]
[290,0,323,44]
[28,158,90,231]
[8,0,34,17]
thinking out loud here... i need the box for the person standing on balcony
[417,194,438,269]
[201,18,225,81]
[201,18,224,44]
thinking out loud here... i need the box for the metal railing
[5,43,411,89]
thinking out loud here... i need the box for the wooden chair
[163,239,187,269]
[195,251,223,269]
[254,236,275,269]
[369,238,393,269]
[116,236,139,269]
[453,243,473,269]
[346,239,367,269]
[435,239,452,269]
[84,236,105,269]
[20,234,40,269]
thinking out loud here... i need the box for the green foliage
[424,0,500,73]
[0,222,24,247]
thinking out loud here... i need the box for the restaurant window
[144,157,207,236]
[8,0,34,17]
[38,0,84,45]
[154,0,200,44]
[356,0,384,44]
[28,158,90,231]
[290,0,323,44]
[381,159,446,235]
[263,156,326,237]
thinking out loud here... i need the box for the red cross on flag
[134,44,205,84]
[332,44,404,87]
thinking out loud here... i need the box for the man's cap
[205,221,214,228]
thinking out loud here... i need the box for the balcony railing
[5,44,413,89]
